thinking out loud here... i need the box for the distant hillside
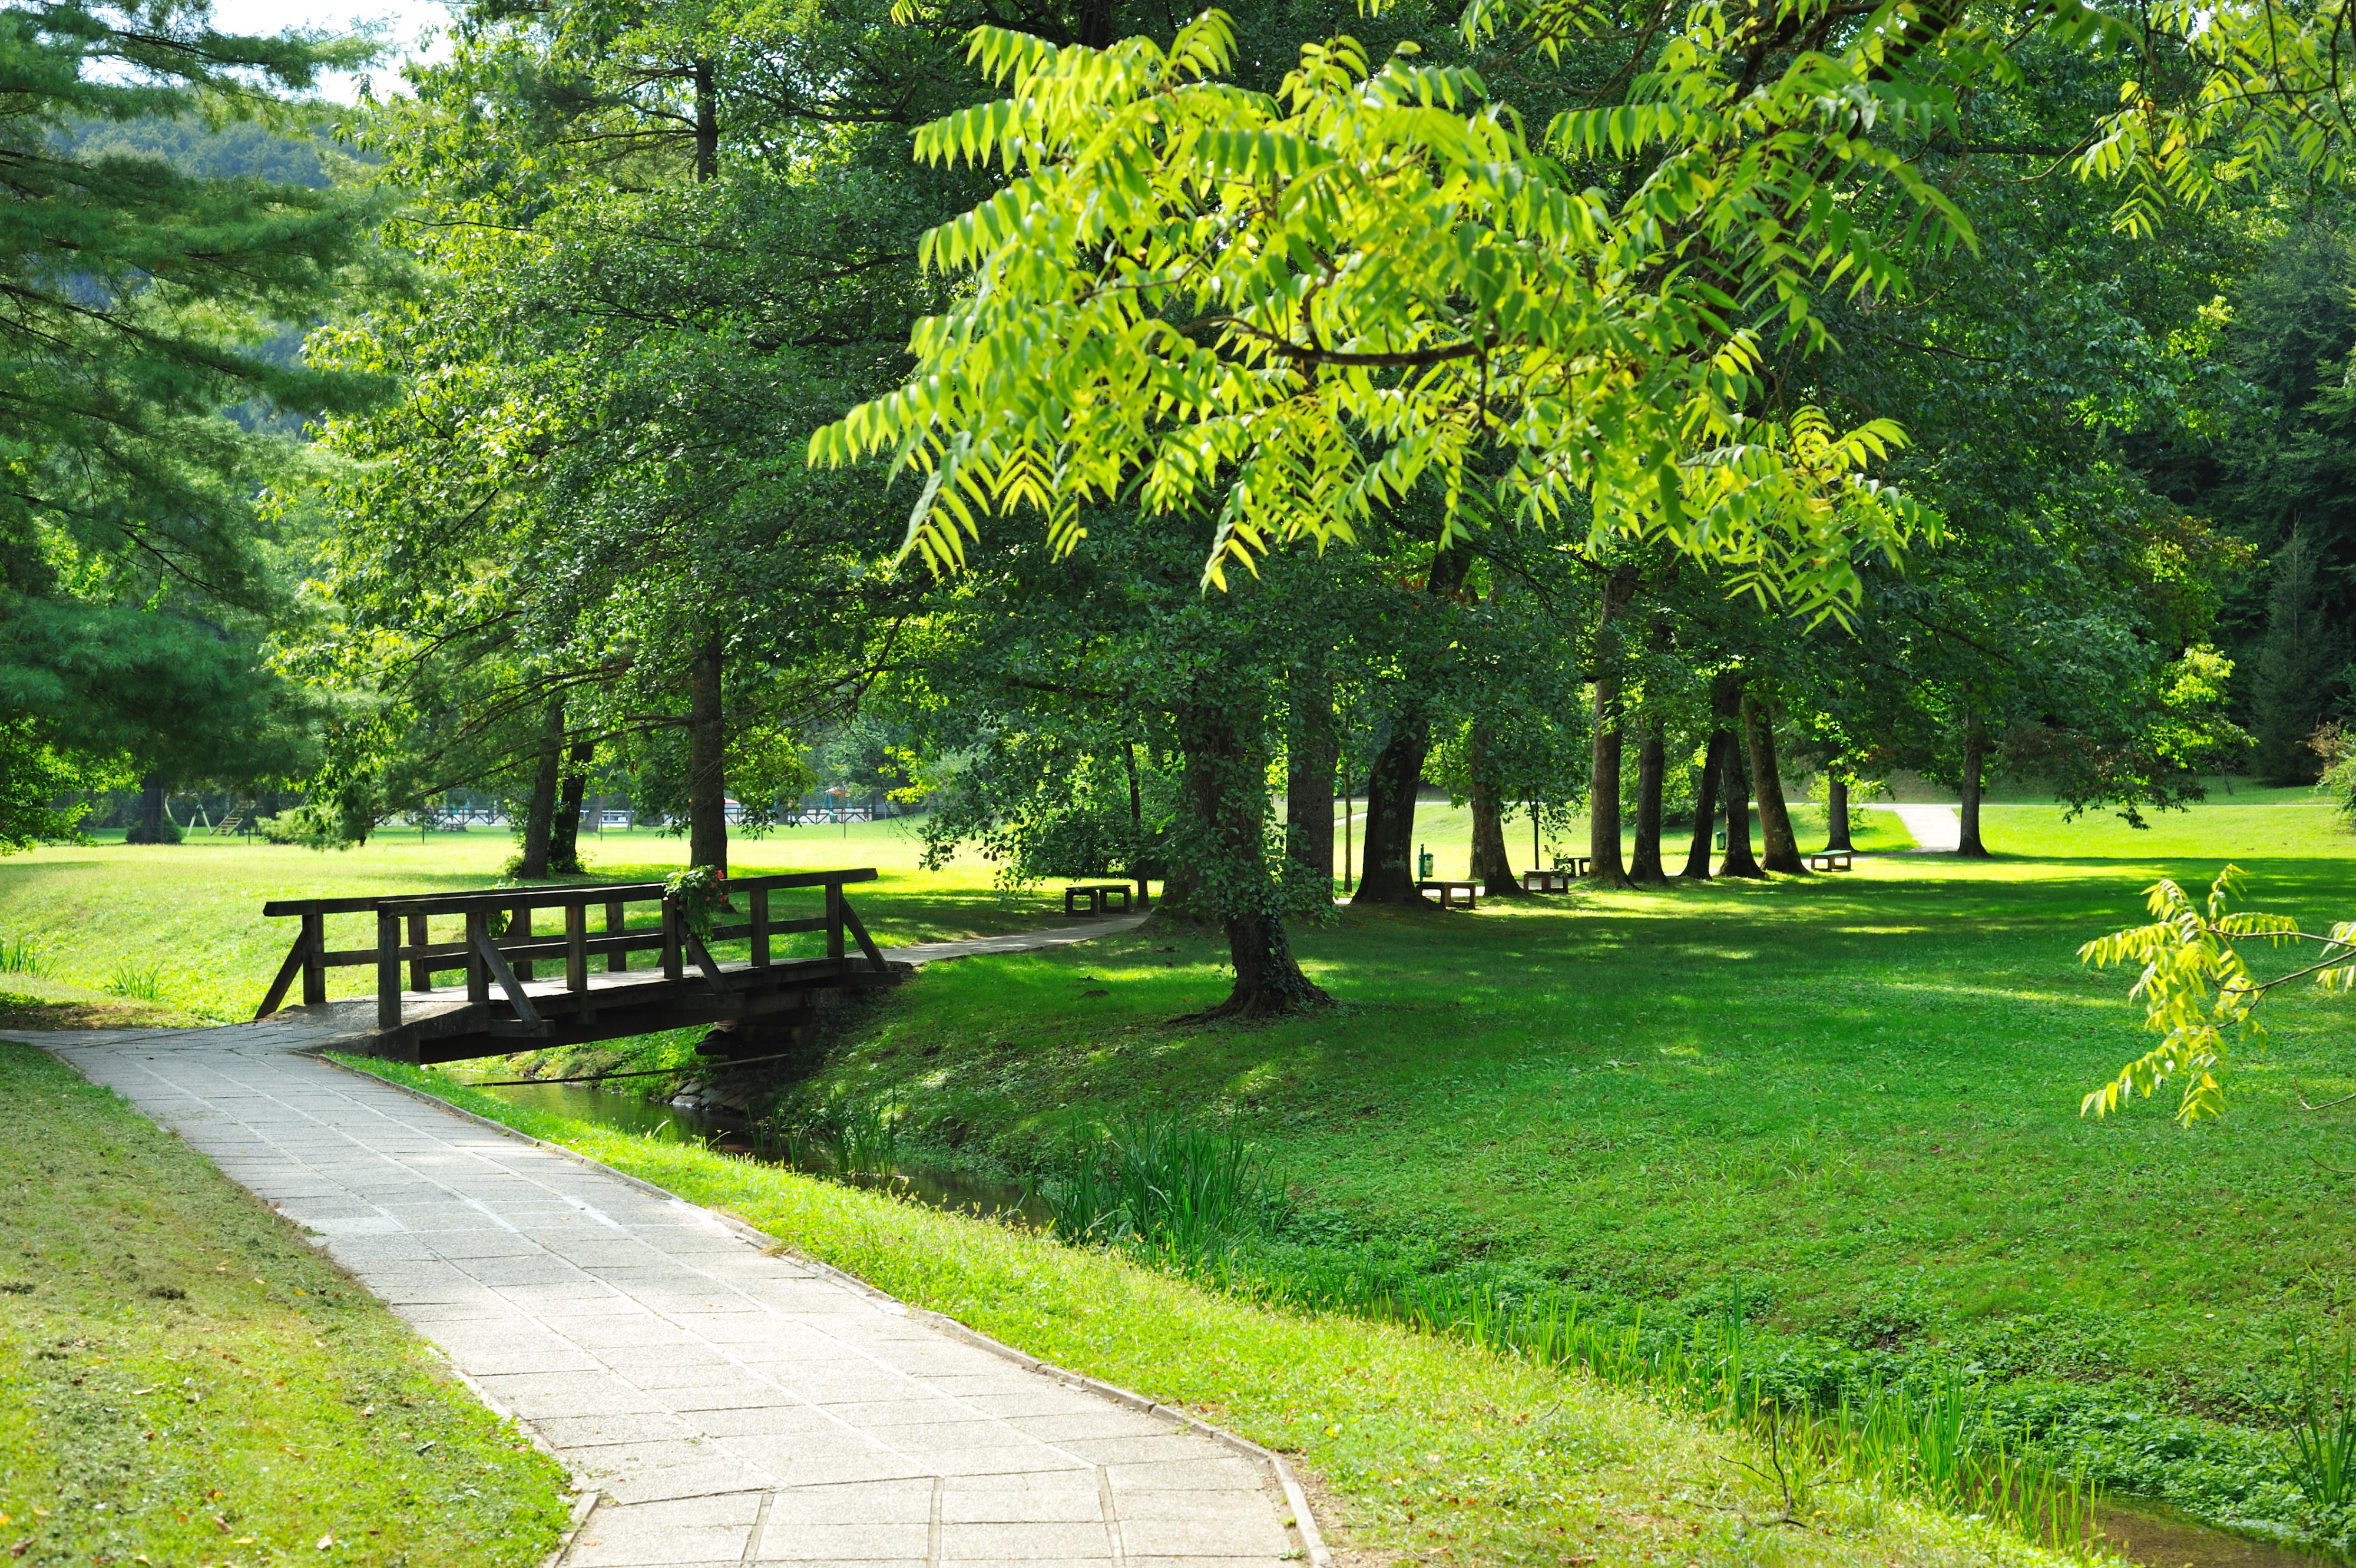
[68,118,331,188]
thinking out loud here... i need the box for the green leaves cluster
[2080,865,2356,1124]
[812,3,1957,625]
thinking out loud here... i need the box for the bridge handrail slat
[262,868,876,919]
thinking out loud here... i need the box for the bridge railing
[255,870,886,1031]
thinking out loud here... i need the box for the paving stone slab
[26,1017,1309,1567]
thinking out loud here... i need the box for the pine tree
[0,2,379,846]
[2253,530,2345,783]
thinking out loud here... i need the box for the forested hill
[67,117,330,187]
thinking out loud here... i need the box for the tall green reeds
[2291,1338,2356,1507]
[1043,1114,1272,1253]
[750,1093,901,1179]
[1,937,46,977]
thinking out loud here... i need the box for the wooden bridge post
[825,879,845,962]
[512,903,534,983]
[605,899,627,972]
[661,897,683,983]
[750,886,770,968]
[376,909,402,1031]
[300,909,327,1007]
[406,913,429,991]
[465,910,491,1005]
[565,900,591,1023]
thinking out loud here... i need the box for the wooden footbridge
[254,871,899,1064]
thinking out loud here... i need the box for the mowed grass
[0,1041,570,1567]
[799,793,2356,1415]
[346,1056,2076,1568]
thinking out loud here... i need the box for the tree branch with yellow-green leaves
[2080,866,2356,1126]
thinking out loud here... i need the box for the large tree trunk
[687,634,729,874]
[1743,691,1805,874]
[1285,664,1337,897]
[1715,676,1764,878]
[1681,729,1725,879]
[125,773,174,844]
[1958,715,1989,857]
[1176,707,1331,1018]
[1352,717,1430,906]
[1468,721,1528,897]
[1825,772,1854,852]
[1586,567,1639,885]
[516,699,564,878]
[550,739,594,874]
[1629,720,1667,884]
[1352,548,1470,908]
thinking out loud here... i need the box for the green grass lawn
[0,1041,570,1567]
[762,795,2356,1541]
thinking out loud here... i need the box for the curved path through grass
[28,1011,1311,1568]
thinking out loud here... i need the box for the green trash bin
[1418,845,1434,880]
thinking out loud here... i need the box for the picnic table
[1063,883,1135,916]
[1550,854,1593,876]
[1806,850,1855,872]
[1521,868,1576,893]
[1417,879,1478,909]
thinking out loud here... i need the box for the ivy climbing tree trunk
[517,699,563,878]
[687,635,729,875]
[1468,720,1528,897]
[549,738,594,874]
[1176,705,1331,1018]
[1958,715,1989,857]
[1682,729,1725,878]
[1743,690,1804,874]
[1586,567,1638,886]
[1630,720,1667,884]
[1825,772,1854,852]
[1285,664,1336,897]
[1716,675,1764,878]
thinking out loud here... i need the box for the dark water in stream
[483,1080,2347,1568]
[482,1079,1048,1223]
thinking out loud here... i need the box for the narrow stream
[482,1079,2348,1568]
[480,1079,1048,1224]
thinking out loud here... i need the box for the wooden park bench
[1807,850,1855,872]
[1063,884,1134,917]
[1417,879,1478,909]
[1521,868,1575,893]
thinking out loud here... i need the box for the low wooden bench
[1806,850,1855,872]
[1064,883,1134,917]
[1521,868,1575,893]
[1417,879,1478,909]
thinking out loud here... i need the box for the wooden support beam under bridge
[254,870,902,1064]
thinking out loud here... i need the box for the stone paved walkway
[23,1007,1315,1568]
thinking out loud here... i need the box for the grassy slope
[348,1057,2072,1568]
[800,795,2356,1418]
[0,1041,569,1567]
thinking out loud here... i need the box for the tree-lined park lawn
[786,788,2356,1421]
[6,790,2351,1507]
